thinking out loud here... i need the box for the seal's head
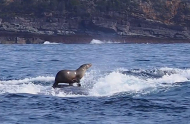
[77,63,92,72]
[84,63,92,69]
[75,63,92,80]
[78,64,92,70]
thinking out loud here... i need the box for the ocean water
[0,41,190,124]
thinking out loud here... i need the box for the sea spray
[0,68,189,97]
[0,76,54,85]
[0,76,54,95]
[90,39,119,44]
[89,71,157,96]
[89,68,190,96]
[43,41,61,44]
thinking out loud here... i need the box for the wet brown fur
[52,64,92,88]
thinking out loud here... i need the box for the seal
[52,63,92,88]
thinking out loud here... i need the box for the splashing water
[43,41,61,44]
[0,68,189,97]
[89,68,190,96]
[89,71,155,96]
[90,39,119,44]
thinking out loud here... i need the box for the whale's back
[55,85,88,95]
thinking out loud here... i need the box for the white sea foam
[43,41,61,44]
[89,72,156,96]
[0,76,54,95]
[88,68,190,96]
[0,76,54,85]
[90,39,119,44]
[0,68,189,97]
[90,39,103,44]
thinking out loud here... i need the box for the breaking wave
[0,68,189,97]
[43,41,61,44]
[90,39,119,44]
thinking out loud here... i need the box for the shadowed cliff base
[0,32,190,44]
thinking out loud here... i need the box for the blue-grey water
[0,42,190,124]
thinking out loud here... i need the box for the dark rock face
[0,0,190,44]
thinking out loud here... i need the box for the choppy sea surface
[0,41,190,124]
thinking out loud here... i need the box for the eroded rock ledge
[0,0,190,44]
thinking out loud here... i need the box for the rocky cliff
[0,0,190,44]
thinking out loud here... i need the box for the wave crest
[90,39,119,44]
[0,68,189,97]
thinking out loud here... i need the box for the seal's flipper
[52,82,58,88]
[77,83,81,87]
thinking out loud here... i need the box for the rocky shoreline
[0,16,189,44]
[1,32,189,44]
[0,0,190,44]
